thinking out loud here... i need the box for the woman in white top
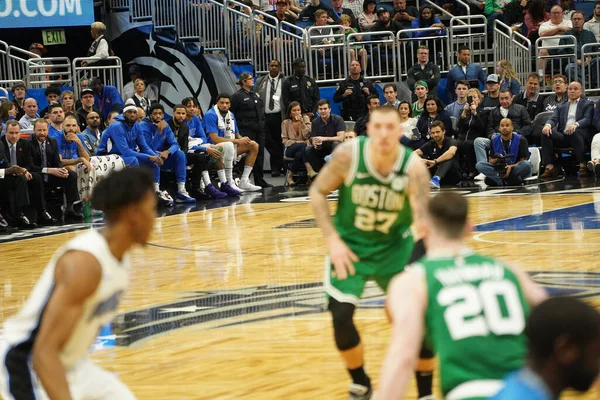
[130,79,151,113]
[358,0,377,31]
[84,22,111,66]
[398,100,418,147]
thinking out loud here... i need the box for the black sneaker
[348,383,373,400]
[484,177,501,187]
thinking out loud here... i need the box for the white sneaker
[238,179,261,192]
[475,173,486,181]
[227,179,244,193]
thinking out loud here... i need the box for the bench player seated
[97,100,180,207]
[138,103,196,205]
[203,93,262,192]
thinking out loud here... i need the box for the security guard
[230,72,271,188]
[332,60,377,121]
[281,58,320,119]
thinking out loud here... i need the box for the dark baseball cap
[80,88,94,98]
[128,65,141,74]
[377,7,389,16]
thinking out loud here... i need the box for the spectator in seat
[83,22,112,66]
[2,121,57,225]
[340,15,368,71]
[327,0,358,28]
[281,101,314,185]
[282,58,320,119]
[411,5,446,37]
[358,0,378,31]
[39,86,61,118]
[445,80,470,118]
[18,98,39,131]
[106,110,118,127]
[486,88,532,138]
[203,93,263,192]
[0,101,17,137]
[391,0,418,30]
[11,83,26,120]
[543,74,568,111]
[560,11,598,85]
[370,7,403,34]
[481,74,501,115]
[415,95,454,149]
[268,0,298,24]
[61,90,76,115]
[298,0,331,23]
[497,59,521,96]
[130,79,151,114]
[306,99,346,173]
[540,81,593,178]
[136,107,146,123]
[383,84,401,109]
[123,65,159,102]
[514,73,545,120]
[538,5,572,73]
[415,120,461,189]
[76,88,103,132]
[584,1,600,41]
[333,60,377,121]
[525,0,550,40]
[476,118,532,186]
[354,95,380,136]
[90,77,124,120]
[398,101,419,146]
[412,81,429,118]
[139,104,196,204]
[446,45,487,102]
[457,88,486,178]
[406,46,441,96]
[80,111,102,156]
[0,140,34,229]
[29,119,82,220]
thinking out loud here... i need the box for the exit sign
[42,29,66,46]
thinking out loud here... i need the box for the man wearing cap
[282,58,320,119]
[412,81,429,117]
[123,64,159,102]
[268,0,297,25]
[407,46,441,96]
[370,7,403,34]
[333,60,377,121]
[90,76,124,120]
[230,72,271,188]
[76,88,103,132]
[481,74,501,115]
[446,45,487,102]
[39,86,61,119]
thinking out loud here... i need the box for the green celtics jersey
[333,136,416,263]
[417,250,529,399]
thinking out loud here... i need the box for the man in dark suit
[29,119,83,220]
[541,82,594,178]
[0,138,34,230]
[2,121,57,225]
[486,89,533,137]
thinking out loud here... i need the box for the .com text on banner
[0,0,94,29]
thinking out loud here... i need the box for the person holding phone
[457,88,486,178]
[445,80,470,118]
[281,101,315,184]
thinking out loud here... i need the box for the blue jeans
[474,137,491,164]
[285,143,308,172]
[139,149,187,183]
[565,57,599,86]
[476,160,532,185]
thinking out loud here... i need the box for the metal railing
[397,28,449,81]
[252,10,280,75]
[493,20,532,86]
[177,0,205,41]
[226,1,255,64]
[349,31,397,81]
[26,57,72,88]
[581,43,600,96]
[106,0,129,9]
[448,15,489,70]
[535,35,577,94]
[306,25,347,84]
[0,42,41,86]
[0,87,8,102]
[152,0,176,29]
[279,22,307,77]
[131,0,152,21]
[72,57,124,97]
[202,0,227,51]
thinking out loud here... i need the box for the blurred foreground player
[379,192,547,400]
[0,168,156,399]
[310,106,431,400]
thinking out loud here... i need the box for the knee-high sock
[220,142,235,182]
[201,171,212,186]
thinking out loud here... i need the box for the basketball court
[1,179,600,399]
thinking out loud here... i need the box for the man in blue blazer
[446,45,487,102]
[540,82,594,178]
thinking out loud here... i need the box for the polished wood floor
[1,192,600,399]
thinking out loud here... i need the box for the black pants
[186,151,210,188]
[0,174,29,218]
[458,140,476,175]
[430,159,462,185]
[541,128,587,165]
[47,170,79,207]
[238,121,265,180]
[285,143,308,172]
[306,144,333,173]
[27,172,47,216]
[264,113,283,173]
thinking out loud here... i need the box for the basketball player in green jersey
[310,106,431,400]
[379,192,547,400]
